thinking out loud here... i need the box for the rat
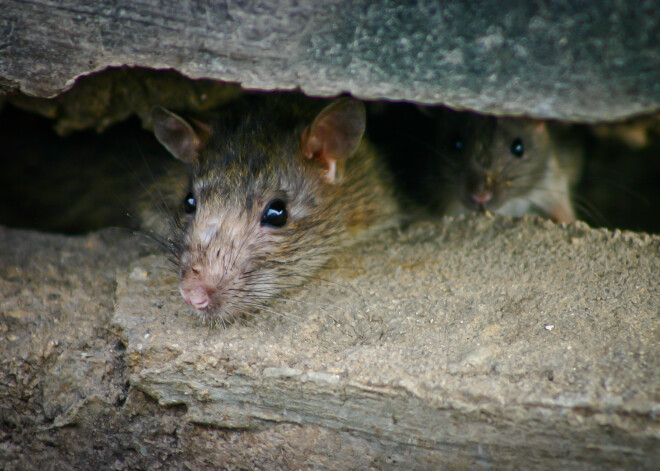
[139,94,399,325]
[417,108,582,223]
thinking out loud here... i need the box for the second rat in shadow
[422,108,583,223]
[370,105,583,224]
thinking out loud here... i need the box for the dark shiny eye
[451,135,463,151]
[183,192,196,214]
[510,138,524,158]
[261,199,287,227]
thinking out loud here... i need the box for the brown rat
[421,108,582,223]
[140,94,399,325]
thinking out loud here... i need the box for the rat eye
[510,138,524,158]
[183,192,196,214]
[261,199,287,227]
[450,135,463,151]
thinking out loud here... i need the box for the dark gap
[0,94,658,235]
[0,103,171,234]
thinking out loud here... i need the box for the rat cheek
[200,223,218,245]
[285,201,309,220]
[178,251,194,276]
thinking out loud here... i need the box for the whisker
[581,175,652,207]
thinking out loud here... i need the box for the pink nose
[471,189,493,205]
[182,287,210,310]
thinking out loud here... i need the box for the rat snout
[471,189,493,205]
[464,171,494,208]
[181,285,210,310]
[180,265,212,310]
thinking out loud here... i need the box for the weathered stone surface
[1,216,658,469]
[7,68,241,135]
[2,1,659,122]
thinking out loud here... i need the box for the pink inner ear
[303,98,366,183]
[152,107,204,164]
[533,121,548,133]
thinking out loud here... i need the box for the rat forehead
[191,163,309,203]
[471,119,538,150]
[496,118,538,136]
[196,132,303,176]
[451,114,535,136]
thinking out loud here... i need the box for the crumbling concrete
[2,1,659,122]
[1,216,658,469]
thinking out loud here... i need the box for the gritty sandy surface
[1,216,659,469]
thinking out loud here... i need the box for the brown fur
[421,109,582,223]
[140,94,399,325]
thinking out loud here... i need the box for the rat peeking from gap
[140,94,399,326]
[421,108,583,223]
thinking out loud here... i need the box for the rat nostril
[472,189,493,204]
[181,286,210,310]
[191,297,209,309]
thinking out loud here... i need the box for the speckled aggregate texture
[2,215,657,469]
[2,1,659,121]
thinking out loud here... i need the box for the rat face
[151,97,371,325]
[439,113,551,213]
[173,144,332,324]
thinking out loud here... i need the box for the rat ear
[151,106,209,164]
[531,120,550,145]
[302,98,366,183]
[533,120,548,133]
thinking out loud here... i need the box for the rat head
[151,97,367,325]
[439,112,551,213]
